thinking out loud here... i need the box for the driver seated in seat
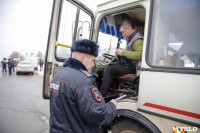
[100,19,144,97]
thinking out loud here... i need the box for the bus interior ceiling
[114,7,146,34]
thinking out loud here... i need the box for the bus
[43,0,200,132]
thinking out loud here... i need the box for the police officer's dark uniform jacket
[50,39,117,133]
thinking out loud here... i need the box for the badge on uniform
[50,82,60,94]
[91,88,101,102]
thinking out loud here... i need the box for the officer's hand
[110,99,117,107]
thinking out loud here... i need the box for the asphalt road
[0,68,50,133]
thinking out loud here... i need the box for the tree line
[9,50,44,60]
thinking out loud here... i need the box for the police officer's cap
[71,39,99,57]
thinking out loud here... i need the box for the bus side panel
[138,71,200,129]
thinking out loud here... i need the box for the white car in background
[16,61,34,75]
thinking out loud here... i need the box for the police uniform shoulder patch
[91,88,101,102]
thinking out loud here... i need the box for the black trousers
[12,66,15,72]
[8,67,12,74]
[100,64,136,96]
[2,66,6,72]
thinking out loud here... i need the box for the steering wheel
[102,53,119,64]
[102,53,115,60]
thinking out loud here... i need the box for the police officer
[11,58,15,72]
[1,58,7,73]
[50,39,117,133]
[7,59,12,74]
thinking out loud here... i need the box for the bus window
[56,0,92,59]
[148,0,200,69]
[96,32,120,61]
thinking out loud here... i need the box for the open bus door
[42,0,94,99]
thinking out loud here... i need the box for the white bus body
[43,0,200,132]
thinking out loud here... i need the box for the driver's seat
[114,61,141,95]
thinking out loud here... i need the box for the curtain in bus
[100,18,127,40]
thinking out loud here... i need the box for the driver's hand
[115,49,124,56]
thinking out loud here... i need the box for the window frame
[145,0,200,75]
[95,5,146,61]
[54,0,94,62]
